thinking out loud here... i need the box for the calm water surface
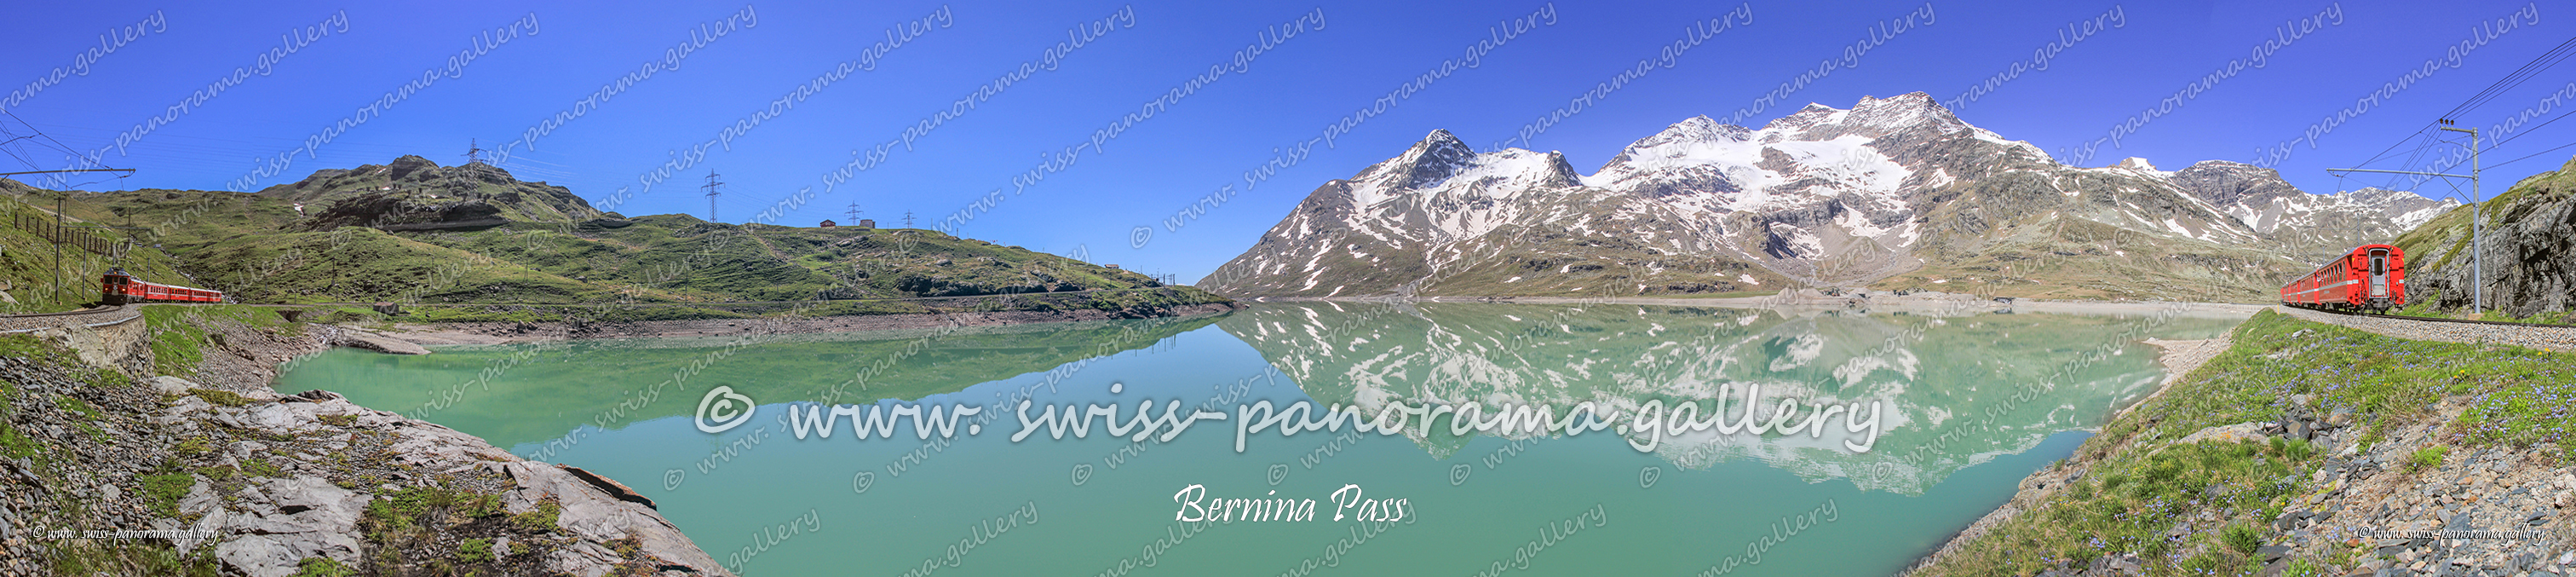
[276,303,2243,576]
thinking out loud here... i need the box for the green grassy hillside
[2,157,1228,316]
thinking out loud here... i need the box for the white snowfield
[1208,91,2452,293]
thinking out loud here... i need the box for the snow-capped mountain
[1201,93,2448,300]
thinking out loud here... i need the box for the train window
[2369,250,2388,275]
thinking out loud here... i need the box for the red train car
[101,268,224,305]
[2280,245,2405,312]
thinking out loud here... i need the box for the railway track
[0,304,127,318]
[2288,304,2576,329]
[0,303,137,334]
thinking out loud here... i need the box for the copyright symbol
[851,471,875,494]
[662,469,685,492]
[693,385,756,433]
[1449,464,1470,486]
[1071,464,1094,487]
[1129,226,1152,249]
[1267,464,1288,486]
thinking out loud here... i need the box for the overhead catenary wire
[2439,37,2576,122]
[2343,37,2576,192]
[2481,140,2576,172]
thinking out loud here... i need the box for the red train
[2280,245,2405,312]
[101,268,224,305]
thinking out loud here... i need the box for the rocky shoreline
[0,308,736,576]
[1904,310,2575,576]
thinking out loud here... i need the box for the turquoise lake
[274,303,2245,576]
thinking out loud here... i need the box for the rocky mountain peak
[2170,160,2297,206]
[1762,92,1966,141]
[1362,129,1481,190]
[1848,91,1959,128]
[1206,94,2454,299]
[1654,115,1749,142]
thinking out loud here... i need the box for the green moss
[0,428,39,459]
[188,389,250,407]
[2221,522,2263,555]
[175,436,213,456]
[194,464,238,482]
[510,499,561,534]
[242,459,285,478]
[141,471,195,517]
[2406,445,2449,473]
[457,537,493,563]
[60,395,101,419]
[289,557,355,577]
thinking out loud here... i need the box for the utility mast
[2326,120,2484,313]
[845,202,862,223]
[700,170,724,222]
[463,139,487,165]
[902,211,915,229]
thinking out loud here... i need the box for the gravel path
[2275,306,2576,351]
[0,304,135,333]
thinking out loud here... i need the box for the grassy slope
[9,170,1228,316]
[0,185,199,313]
[1915,310,2571,576]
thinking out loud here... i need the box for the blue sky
[1,0,2567,282]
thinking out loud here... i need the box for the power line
[2440,37,2576,122]
[2476,106,2576,151]
[2482,140,2576,171]
[2347,38,2576,190]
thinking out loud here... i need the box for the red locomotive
[2280,245,2405,312]
[101,268,223,305]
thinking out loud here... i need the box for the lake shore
[1900,310,2576,576]
[0,305,740,576]
[371,302,1242,346]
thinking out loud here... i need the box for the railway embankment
[1909,309,2576,576]
[0,305,730,576]
[2278,305,2576,351]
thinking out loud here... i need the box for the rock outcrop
[0,311,731,576]
[259,155,604,231]
[2395,156,2576,318]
